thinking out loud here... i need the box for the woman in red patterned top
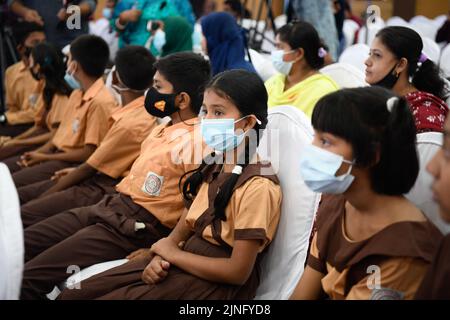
[365,26,449,133]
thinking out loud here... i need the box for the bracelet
[115,18,127,30]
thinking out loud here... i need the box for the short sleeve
[306,232,327,274]
[83,101,114,147]
[346,257,429,300]
[233,177,282,250]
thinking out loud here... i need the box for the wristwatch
[0,114,6,124]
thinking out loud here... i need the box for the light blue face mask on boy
[64,71,81,90]
[201,116,261,152]
[299,144,355,194]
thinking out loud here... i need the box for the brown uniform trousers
[21,173,120,227]
[21,193,171,300]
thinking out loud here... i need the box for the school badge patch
[142,171,164,196]
[72,118,80,134]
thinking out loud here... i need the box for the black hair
[376,26,448,99]
[12,21,44,46]
[153,52,211,114]
[70,35,109,78]
[224,0,251,18]
[115,46,156,90]
[31,43,72,110]
[181,70,268,220]
[277,20,325,70]
[312,86,419,196]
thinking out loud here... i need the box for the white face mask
[271,49,296,75]
[299,144,355,194]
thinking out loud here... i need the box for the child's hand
[150,237,181,262]
[126,248,152,261]
[51,167,76,181]
[141,255,170,285]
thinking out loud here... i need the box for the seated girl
[265,20,339,117]
[290,87,443,300]
[365,26,449,133]
[59,69,282,300]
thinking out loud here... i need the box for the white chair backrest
[410,15,432,26]
[274,14,287,29]
[440,44,450,79]
[433,14,448,28]
[0,163,23,300]
[386,16,410,27]
[338,43,370,74]
[320,62,368,88]
[255,105,320,300]
[357,16,385,45]
[248,48,277,82]
[406,132,450,235]
[422,37,441,64]
[343,19,360,47]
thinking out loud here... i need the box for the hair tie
[232,165,243,175]
[318,47,327,58]
[418,52,428,64]
[386,97,398,112]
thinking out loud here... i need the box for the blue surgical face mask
[201,116,259,152]
[64,71,81,90]
[271,49,296,75]
[299,144,355,194]
[102,8,113,19]
[153,29,166,54]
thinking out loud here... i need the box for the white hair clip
[386,97,398,112]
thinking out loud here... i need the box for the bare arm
[7,131,52,147]
[10,0,44,25]
[41,162,97,196]
[289,266,325,300]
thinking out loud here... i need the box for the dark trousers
[0,123,33,137]
[12,160,77,189]
[21,193,171,300]
[21,174,120,227]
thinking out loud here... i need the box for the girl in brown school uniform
[290,87,443,300]
[0,43,71,161]
[59,69,282,300]
[415,113,450,300]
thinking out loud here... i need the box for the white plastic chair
[248,49,277,81]
[422,37,441,64]
[338,43,370,74]
[440,44,450,79]
[406,132,450,235]
[255,105,320,299]
[343,19,360,48]
[357,16,385,45]
[0,163,23,300]
[320,62,368,88]
[411,18,438,41]
[386,16,410,27]
[433,15,448,28]
[410,15,432,26]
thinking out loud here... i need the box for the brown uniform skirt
[59,234,261,300]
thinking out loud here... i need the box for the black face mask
[373,64,399,89]
[144,87,180,118]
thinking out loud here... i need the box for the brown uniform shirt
[34,92,70,131]
[116,118,207,228]
[86,96,158,179]
[5,62,42,124]
[185,166,282,252]
[307,194,443,300]
[52,78,117,152]
[415,234,450,299]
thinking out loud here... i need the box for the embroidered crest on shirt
[72,118,80,134]
[370,287,405,300]
[142,171,164,196]
[29,93,39,108]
